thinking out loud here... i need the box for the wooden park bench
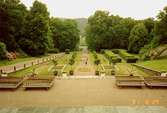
[23,76,55,90]
[0,77,25,89]
[115,76,145,88]
[144,76,167,88]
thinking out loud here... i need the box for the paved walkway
[0,106,167,113]
[0,78,167,107]
[75,46,95,76]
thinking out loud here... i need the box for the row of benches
[0,76,55,90]
[116,76,167,88]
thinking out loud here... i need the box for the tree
[20,0,50,56]
[0,0,27,51]
[50,18,79,52]
[155,6,167,44]
[0,42,7,59]
[86,10,135,50]
[128,23,148,53]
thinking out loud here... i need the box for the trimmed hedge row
[104,50,121,63]
[118,49,138,63]
[92,51,100,65]
[69,52,77,65]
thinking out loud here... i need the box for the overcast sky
[21,0,167,19]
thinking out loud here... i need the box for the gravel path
[0,78,167,107]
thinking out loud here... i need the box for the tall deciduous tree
[128,23,148,53]
[155,6,167,44]
[50,18,79,52]
[20,0,50,56]
[0,0,27,51]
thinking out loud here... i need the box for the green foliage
[69,59,75,65]
[112,49,119,54]
[118,49,138,63]
[92,51,101,65]
[48,48,59,53]
[69,52,77,65]
[104,50,121,63]
[139,36,160,60]
[69,70,74,75]
[52,60,58,66]
[128,23,149,53]
[94,59,100,65]
[0,42,7,59]
[20,1,50,56]
[50,18,80,52]
[155,6,167,44]
[86,11,136,50]
[95,70,100,75]
[65,49,70,54]
[0,0,27,51]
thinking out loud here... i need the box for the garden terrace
[115,63,149,77]
[104,50,122,63]
[132,64,161,76]
[118,49,138,63]
[0,54,63,74]
[62,52,78,75]
[137,59,167,72]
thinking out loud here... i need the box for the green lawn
[116,63,149,77]
[97,53,109,65]
[57,53,72,65]
[9,62,54,77]
[137,59,167,72]
[0,57,36,67]
[0,54,53,67]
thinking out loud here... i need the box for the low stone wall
[0,53,64,74]
[132,64,161,76]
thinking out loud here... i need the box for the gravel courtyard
[0,78,167,107]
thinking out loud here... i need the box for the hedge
[104,50,121,63]
[118,49,138,63]
[93,51,100,65]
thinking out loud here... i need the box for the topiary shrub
[112,57,121,63]
[125,57,138,63]
[95,70,99,75]
[111,70,115,75]
[48,48,59,53]
[69,59,75,65]
[69,70,74,75]
[112,49,119,54]
[0,42,7,59]
[65,49,70,54]
[54,70,58,76]
[94,59,100,65]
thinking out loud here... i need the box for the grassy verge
[8,62,54,77]
[116,63,150,77]
[97,53,109,65]
[0,57,36,67]
[137,59,167,72]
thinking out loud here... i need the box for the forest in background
[85,8,167,59]
[1,0,167,61]
[0,0,80,58]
